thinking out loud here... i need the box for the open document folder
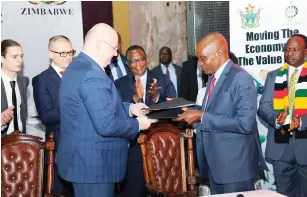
[147,98,195,119]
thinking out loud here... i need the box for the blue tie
[114,62,123,78]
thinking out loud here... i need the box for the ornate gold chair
[1,131,64,197]
[138,121,196,197]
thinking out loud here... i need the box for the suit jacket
[32,66,61,142]
[197,61,267,184]
[178,56,208,102]
[106,54,130,81]
[57,52,139,184]
[257,68,307,165]
[115,69,177,161]
[115,69,177,107]
[151,63,182,94]
[1,76,29,136]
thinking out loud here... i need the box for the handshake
[130,103,158,130]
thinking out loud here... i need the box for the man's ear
[1,56,5,64]
[304,48,307,61]
[216,49,223,58]
[48,50,53,60]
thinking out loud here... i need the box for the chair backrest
[1,131,55,197]
[138,121,196,196]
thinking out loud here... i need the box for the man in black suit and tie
[115,45,176,197]
[32,35,75,196]
[105,32,130,81]
[151,46,182,96]
[1,39,29,137]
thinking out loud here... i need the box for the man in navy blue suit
[115,45,176,197]
[57,23,156,197]
[174,33,267,194]
[32,35,75,196]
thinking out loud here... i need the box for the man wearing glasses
[32,35,75,196]
[115,45,176,197]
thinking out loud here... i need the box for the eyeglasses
[100,40,118,51]
[127,57,146,65]
[50,50,76,57]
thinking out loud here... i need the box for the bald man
[174,33,267,194]
[56,23,156,197]
[33,35,75,196]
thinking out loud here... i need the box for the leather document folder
[147,98,195,119]
[149,97,195,111]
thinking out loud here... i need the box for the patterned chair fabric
[138,121,196,197]
[1,131,63,197]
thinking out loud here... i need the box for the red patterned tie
[207,75,216,104]
[165,66,170,77]
[60,71,64,76]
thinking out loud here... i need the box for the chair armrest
[147,184,166,196]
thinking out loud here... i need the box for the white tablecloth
[208,190,286,197]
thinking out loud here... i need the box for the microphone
[237,194,244,197]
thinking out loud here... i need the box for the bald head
[197,33,229,58]
[196,32,230,75]
[83,23,118,67]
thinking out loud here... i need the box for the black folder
[147,98,195,119]
[147,108,185,119]
[149,97,195,111]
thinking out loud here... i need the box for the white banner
[230,0,307,190]
[1,1,84,139]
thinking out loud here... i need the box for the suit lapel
[128,74,136,98]
[174,64,181,91]
[120,55,130,75]
[48,66,61,85]
[17,76,26,108]
[202,76,211,110]
[1,79,8,111]
[206,61,233,110]
[158,65,164,76]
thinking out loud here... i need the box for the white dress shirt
[1,69,23,134]
[161,63,177,95]
[138,70,148,102]
[51,62,65,78]
[109,55,128,80]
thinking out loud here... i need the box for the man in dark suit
[32,35,75,196]
[105,32,130,81]
[151,46,181,96]
[175,33,267,194]
[57,23,156,197]
[1,39,28,137]
[258,34,307,197]
[178,56,207,102]
[115,45,176,197]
